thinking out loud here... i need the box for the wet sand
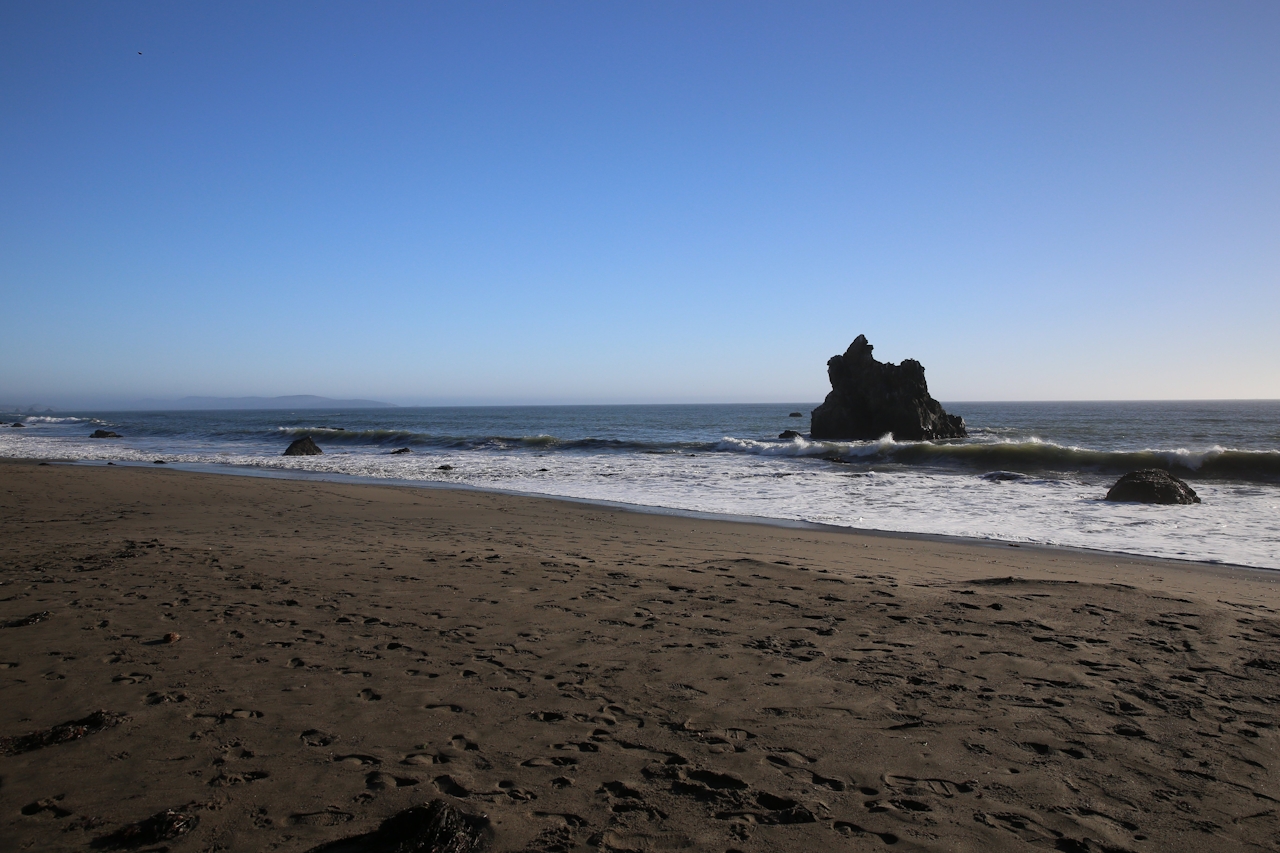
[1,459,1278,852]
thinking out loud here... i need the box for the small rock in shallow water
[284,436,323,456]
[438,464,454,471]
[390,447,412,454]
[1105,469,1200,505]
[90,429,121,438]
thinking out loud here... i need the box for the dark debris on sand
[3,610,50,628]
[0,710,128,756]
[307,800,490,853]
[90,808,199,850]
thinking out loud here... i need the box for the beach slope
[1,461,1277,852]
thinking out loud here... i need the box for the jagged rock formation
[810,336,966,441]
[1105,469,1201,505]
[283,436,323,456]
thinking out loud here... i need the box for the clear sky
[2,2,1277,407]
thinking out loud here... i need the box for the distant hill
[133,395,397,410]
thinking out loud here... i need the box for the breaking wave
[19,416,96,424]
[273,426,1280,482]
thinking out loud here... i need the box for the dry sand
[1,459,1278,852]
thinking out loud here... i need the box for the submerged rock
[12,422,25,427]
[788,412,803,418]
[811,335,966,441]
[1105,469,1200,505]
[390,447,413,455]
[305,799,489,853]
[284,436,323,456]
[779,430,802,440]
[90,429,122,438]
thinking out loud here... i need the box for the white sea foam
[2,427,1277,570]
[19,416,95,424]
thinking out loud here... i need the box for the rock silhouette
[810,336,966,441]
[90,430,121,438]
[284,436,323,456]
[1105,469,1200,504]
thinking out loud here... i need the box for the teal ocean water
[3,402,1277,569]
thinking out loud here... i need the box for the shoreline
[2,460,1279,851]
[8,457,1271,578]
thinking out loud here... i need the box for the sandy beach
[2,459,1278,852]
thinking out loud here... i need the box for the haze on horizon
[2,2,1278,409]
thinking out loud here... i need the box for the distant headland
[131,395,397,410]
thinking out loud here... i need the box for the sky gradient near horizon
[2,1,1278,407]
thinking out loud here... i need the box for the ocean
[2,401,1277,569]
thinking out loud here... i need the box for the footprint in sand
[301,729,337,747]
[433,774,471,797]
[112,672,152,684]
[287,810,353,827]
[207,770,269,787]
[833,822,899,845]
[365,771,419,790]
[521,756,579,768]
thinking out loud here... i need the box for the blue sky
[2,1,1277,406]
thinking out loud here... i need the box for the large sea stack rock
[1105,469,1200,505]
[810,335,967,441]
[283,436,323,456]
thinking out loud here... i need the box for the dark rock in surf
[438,464,454,471]
[390,447,412,455]
[1105,469,1200,505]
[90,429,122,438]
[12,422,25,427]
[981,471,1027,482]
[304,799,489,853]
[283,436,323,456]
[788,412,803,418]
[779,430,802,440]
[152,460,167,465]
[810,335,966,441]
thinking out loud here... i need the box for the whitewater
[2,402,1277,569]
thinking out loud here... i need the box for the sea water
[2,402,1277,569]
